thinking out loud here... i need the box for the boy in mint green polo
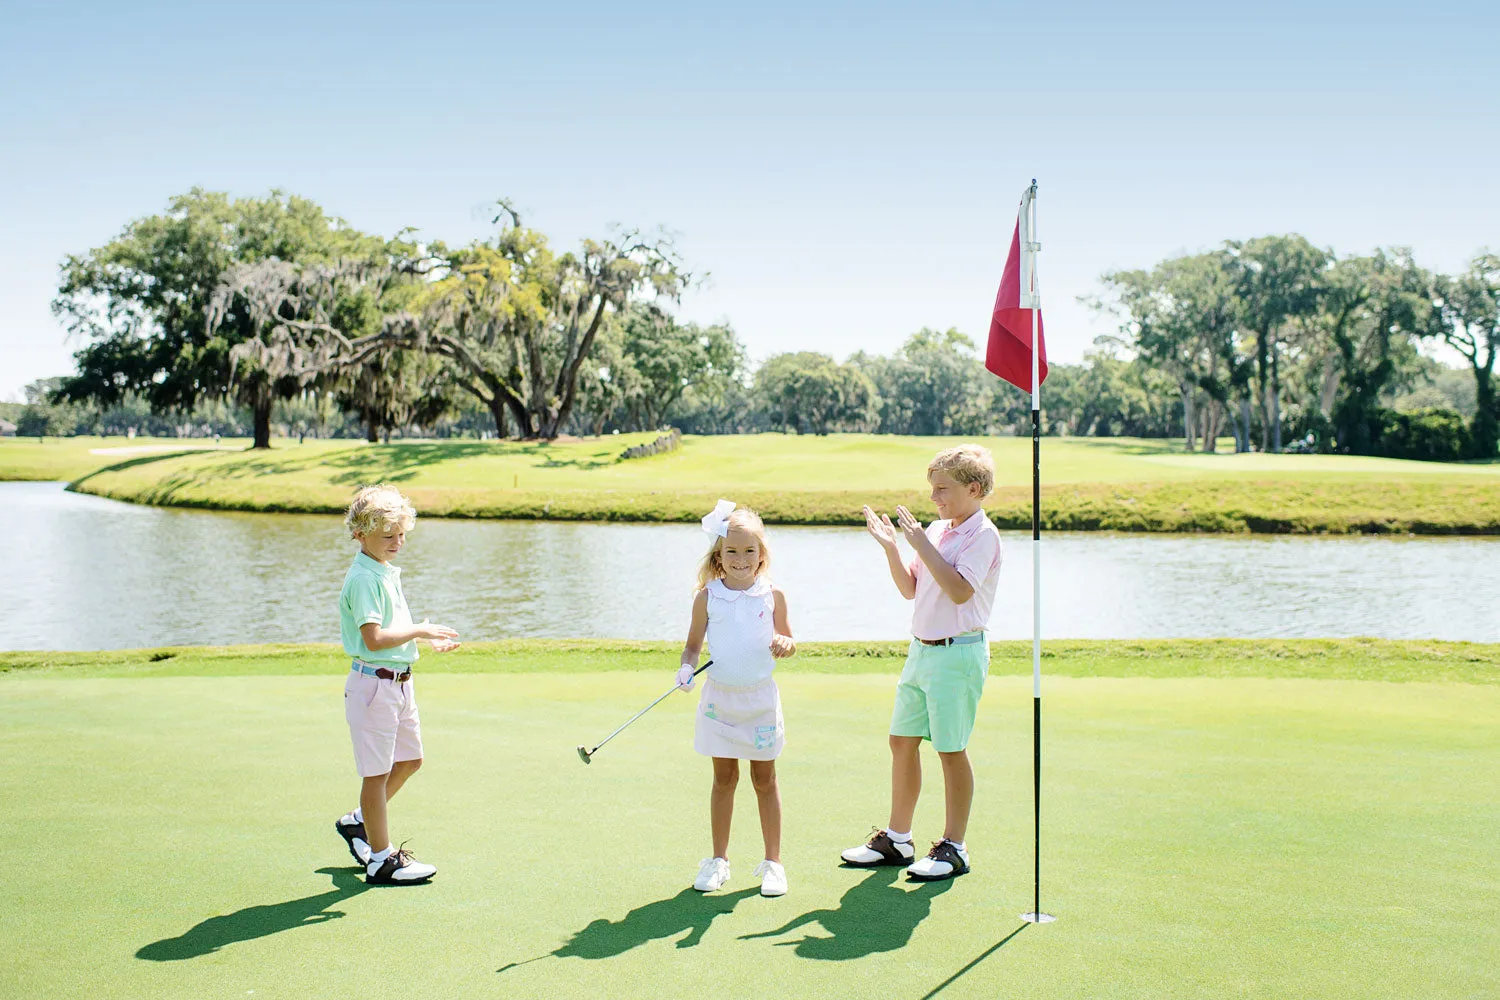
[334,485,459,885]
[842,444,1002,882]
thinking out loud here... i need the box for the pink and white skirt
[694,675,784,760]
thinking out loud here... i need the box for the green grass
[27,433,1500,533]
[0,435,251,481]
[2,642,1496,999]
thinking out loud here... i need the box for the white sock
[948,840,966,852]
[353,807,363,823]
[886,828,912,843]
[368,846,392,865]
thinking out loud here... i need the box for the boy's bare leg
[937,749,974,843]
[711,757,739,859]
[360,774,392,855]
[749,760,781,863]
[358,759,422,857]
[385,758,422,799]
[887,735,923,833]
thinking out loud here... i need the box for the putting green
[2,657,1496,998]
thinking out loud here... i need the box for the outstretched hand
[863,505,899,548]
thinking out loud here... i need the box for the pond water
[4,481,1496,651]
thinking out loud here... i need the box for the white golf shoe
[840,827,916,867]
[906,839,970,882]
[753,859,787,897]
[366,846,437,885]
[693,857,731,892]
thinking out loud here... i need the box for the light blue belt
[914,632,986,647]
[351,659,412,679]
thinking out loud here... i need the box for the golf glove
[676,664,696,691]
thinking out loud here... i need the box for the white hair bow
[701,499,736,538]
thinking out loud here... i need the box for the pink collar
[941,508,987,538]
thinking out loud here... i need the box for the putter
[577,660,711,764]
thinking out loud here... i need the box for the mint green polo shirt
[339,552,419,667]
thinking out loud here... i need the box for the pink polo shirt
[909,508,1003,641]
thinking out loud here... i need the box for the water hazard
[4,481,1496,651]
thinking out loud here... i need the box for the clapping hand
[863,505,899,549]
[894,506,927,547]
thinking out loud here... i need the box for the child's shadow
[136,867,371,961]
[739,867,953,960]
[553,887,760,959]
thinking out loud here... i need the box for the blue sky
[2,1,1496,400]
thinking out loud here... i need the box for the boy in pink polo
[841,444,1002,881]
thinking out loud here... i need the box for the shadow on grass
[738,866,953,960]
[917,923,1028,998]
[136,867,372,961]
[546,887,760,961]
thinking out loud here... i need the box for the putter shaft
[578,660,711,762]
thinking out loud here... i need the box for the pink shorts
[344,668,423,777]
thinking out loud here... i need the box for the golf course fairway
[2,643,1496,999]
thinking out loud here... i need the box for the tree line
[28,189,1496,460]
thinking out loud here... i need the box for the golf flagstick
[1017,181,1055,925]
[576,660,712,764]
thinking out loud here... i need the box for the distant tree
[1095,251,1243,451]
[1225,235,1329,453]
[17,378,78,437]
[1430,254,1499,457]
[854,329,998,435]
[52,189,364,448]
[615,303,744,430]
[355,202,687,440]
[755,352,878,435]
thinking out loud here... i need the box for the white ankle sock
[369,846,392,864]
[886,828,912,843]
[353,807,363,823]
[948,840,966,852]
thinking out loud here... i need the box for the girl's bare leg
[749,760,781,862]
[711,757,739,859]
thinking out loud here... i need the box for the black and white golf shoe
[366,847,437,885]
[335,814,371,866]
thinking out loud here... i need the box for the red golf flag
[986,215,1047,392]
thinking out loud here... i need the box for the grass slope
[0,436,249,481]
[2,648,1496,999]
[41,434,1500,534]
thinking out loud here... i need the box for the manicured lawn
[2,642,1497,999]
[0,435,250,482]
[21,433,1500,533]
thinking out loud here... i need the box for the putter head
[576,745,592,765]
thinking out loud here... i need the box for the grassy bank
[0,435,249,481]
[5,638,1498,684]
[27,433,1500,534]
[3,641,1496,999]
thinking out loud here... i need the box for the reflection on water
[5,481,1497,651]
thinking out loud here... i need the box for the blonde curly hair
[344,484,417,539]
[927,444,995,497]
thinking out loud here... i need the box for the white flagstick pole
[1021,179,1055,925]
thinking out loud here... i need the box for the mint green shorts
[889,638,989,752]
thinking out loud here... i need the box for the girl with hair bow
[677,499,797,897]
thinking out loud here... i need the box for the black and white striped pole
[1019,179,1055,926]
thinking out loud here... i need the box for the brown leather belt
[915,633,986,647]
[353,660,412,682]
